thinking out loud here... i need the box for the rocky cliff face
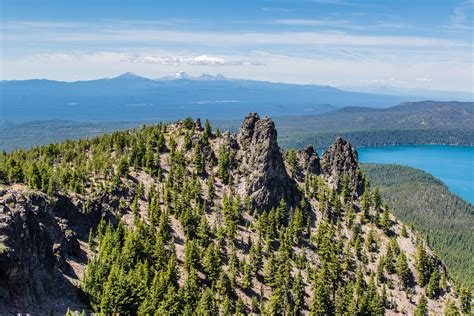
[237,113,300,211]
[0,189,84,313]
[0,187,120,314]
[321,137,364,195]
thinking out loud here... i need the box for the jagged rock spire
[238,112,260,148]
[321,137,364,195]
[238,113,299,212]
[295,145,321,181]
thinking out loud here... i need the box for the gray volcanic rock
[321,137,364,195]
[0,190,84,313]
[237,112,260,149]
[238,113,300,211]
[295,145,321,181]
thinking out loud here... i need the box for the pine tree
[460,287,472,315]
[401,223,408,238]
[286,150,297,177]
[193,145,204,174]
[27,163,42,189]
[360,188,372,222]
[373,188,381,210]
[292,271,305,313]
[249,239,263,275]
[444,299,460,316]
[380,206,390,233]
[396,252,410,289]
[366,272,384,315]
[207,176,215,202]
[268,288,284,315]
[414,295,428,316]
[385,243,395,274]
[116,156,129,178]
[415,243,432,287]
[376,256,385,283]
[242,259,253,289]
[197,216,212,248]
[195,288,217,316]
[290,207,305,245]
[264,253,276,287]
[203,119,212,141]
[311,267,331,315]
[202,243,221,283]
[184,240,200,273]
[426,269,440,299]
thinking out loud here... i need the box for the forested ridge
[0,114,471,315]
[362,163,474,290]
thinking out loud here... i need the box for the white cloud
[415,78,433,82]
[122,54,262,66]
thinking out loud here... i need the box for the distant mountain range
[0,72,449,122]
[339,84,473,101]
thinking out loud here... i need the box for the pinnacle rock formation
[321,136,364,195]
[295,144,321,181]
[237,113,299,211]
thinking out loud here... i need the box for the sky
[1,0,473,91]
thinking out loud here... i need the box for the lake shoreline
[358,145,474,204]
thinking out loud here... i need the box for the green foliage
[460,287,472,314]
[415,295,429,316]
[396,252,410,289]
[362,163,474,290]
[444,299,460,316]
[415,242,433,287]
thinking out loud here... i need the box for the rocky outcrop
[321,137,364,195]
[0,189,87,314]
[237,113,300,211]
[294,145,321,181]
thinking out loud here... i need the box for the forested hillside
[274,101,474,149]
[362,163,474,290]
[0,114,471,315]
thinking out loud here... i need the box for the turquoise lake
[357,145,474,204]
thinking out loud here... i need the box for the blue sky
[1,0,473,91]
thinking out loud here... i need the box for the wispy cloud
[261,7,294,13]
[2,21,468,50]
[309,0,357,6]
[272,18,410,30]
[273,18,352,28]
[447,0,474,30]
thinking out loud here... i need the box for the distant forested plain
[362,163,474,290]
[1,101,473,152]
[2,121,472,152]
